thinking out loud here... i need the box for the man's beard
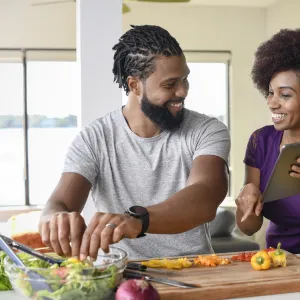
[141,94,185,131]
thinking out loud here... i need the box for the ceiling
[28,0,279,8]
[190,0,279,7]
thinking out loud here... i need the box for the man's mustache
[165,98,185,104]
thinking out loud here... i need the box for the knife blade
[126,262,176,276]
[123,270,199,289]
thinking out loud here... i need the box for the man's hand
[79,212,142,261]
[235,183,263,222]
[290,157,300,179]
[40,212,86,258]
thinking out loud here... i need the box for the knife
[123,270,199,289]
[126,262,176,276]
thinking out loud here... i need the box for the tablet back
[263,142,300,203]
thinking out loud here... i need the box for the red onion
[116,279,160,300]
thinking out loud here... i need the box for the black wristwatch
[125,206,149,238]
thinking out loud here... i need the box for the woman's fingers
[254,194,264,216]
[241,204,254,222]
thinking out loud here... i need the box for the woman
[236,28,300,254]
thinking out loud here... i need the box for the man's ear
[127,76,141,96]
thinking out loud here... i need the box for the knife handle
[127,263,147,271]
[124,270,144,280]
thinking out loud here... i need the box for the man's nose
[175,83,188,98]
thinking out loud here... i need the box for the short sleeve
[192,118,230,165]
[243,129,263,169]
[63,129,99,186]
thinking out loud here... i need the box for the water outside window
[0,52,79,206]
[27,61,80,205]
[0,62,25,205]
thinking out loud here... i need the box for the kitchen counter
[2,290,300,299]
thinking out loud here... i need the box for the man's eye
[165,84,175,89]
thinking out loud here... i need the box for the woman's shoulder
[249,125,281,146]
[251,125,277,138]
[244,125,282,168]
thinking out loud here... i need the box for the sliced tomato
[52,267,68,278]
[264,247,276,253]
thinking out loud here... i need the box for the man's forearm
[147,182,226,234]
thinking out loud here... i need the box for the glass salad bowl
[3,246,128,300]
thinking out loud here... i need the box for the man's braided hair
[112,25,183,95]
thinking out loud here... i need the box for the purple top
[244,125,300,254]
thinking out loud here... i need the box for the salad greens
[2,252,120,300]
[0,251,12,291]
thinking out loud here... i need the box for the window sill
[0,205,43,222]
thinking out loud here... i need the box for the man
[39,25,230,260]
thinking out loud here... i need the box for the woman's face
[267,70,300,131]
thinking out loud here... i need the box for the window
[0,56,24,206]
[184,62,228,126]
[0,49,78,206]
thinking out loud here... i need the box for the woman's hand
[290,157,300,179]
[235,183,263,222]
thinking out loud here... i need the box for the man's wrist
[125,206,149,238]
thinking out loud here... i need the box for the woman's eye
[281,94,291,99]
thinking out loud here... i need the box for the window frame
[0,48,76,207]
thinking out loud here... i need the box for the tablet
[263,142,300,203]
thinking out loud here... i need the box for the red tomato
[52,267,68,278]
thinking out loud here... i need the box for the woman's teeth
[272,113,287,120]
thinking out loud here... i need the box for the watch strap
[125,208,149,238]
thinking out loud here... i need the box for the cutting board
[135,252,300,300]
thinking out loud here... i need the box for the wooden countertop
[135,252,300,299]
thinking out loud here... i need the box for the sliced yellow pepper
[141,257,192,269]
[141,259,164,268]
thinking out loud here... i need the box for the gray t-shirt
[63,108,230,259]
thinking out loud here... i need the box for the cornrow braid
[112,25,183,94]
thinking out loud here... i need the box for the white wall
[267,0,300,37]
[0,1,75,48]
[123,3,269,197]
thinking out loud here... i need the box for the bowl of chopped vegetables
[3,246,127,300]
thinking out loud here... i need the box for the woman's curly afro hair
[251,28,300,97]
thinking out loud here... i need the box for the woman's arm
[236,165,263,236]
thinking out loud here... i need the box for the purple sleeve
[243,129,263,169]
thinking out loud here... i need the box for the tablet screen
[263,142,300,203]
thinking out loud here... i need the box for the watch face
[131,206,147,215]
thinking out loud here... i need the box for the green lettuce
[0,251,12,291]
